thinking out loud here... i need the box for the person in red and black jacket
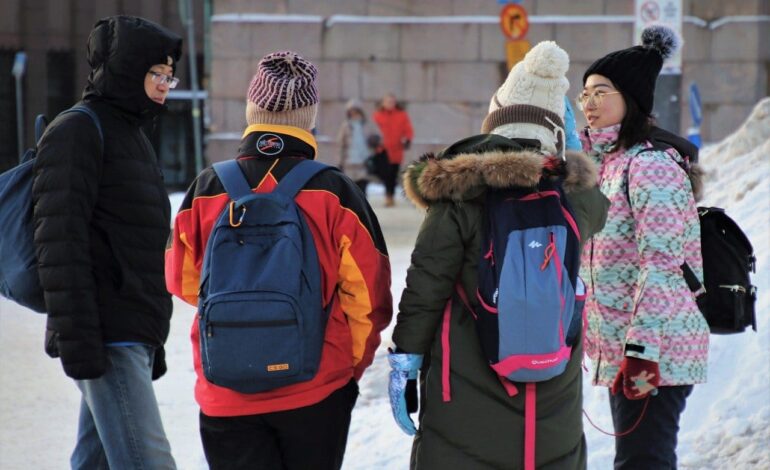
[165,51,392,470]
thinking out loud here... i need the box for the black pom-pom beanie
[583,24,681,115]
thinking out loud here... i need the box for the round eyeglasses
[575,91,621,111]
[148,71,180,89]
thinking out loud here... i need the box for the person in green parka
[388,41,609,470]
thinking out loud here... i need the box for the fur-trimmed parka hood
[403,134,599,210]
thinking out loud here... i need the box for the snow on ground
[1,100,768,469]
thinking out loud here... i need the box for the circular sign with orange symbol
[499,4,529,41]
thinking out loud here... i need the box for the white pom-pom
[523,41,569,79]
[641,24,681,60]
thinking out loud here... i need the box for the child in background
[337,99,378,196]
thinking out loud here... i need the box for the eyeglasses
[148,71,179,89]
[575,91,621,110]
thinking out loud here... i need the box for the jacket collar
[581,124,621,155]
[403,147,599,210]
[239,124,318,159]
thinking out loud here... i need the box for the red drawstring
[540,234,556,271]
[583,395,652,437]
[484,241,494,266]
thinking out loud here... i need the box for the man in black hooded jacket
[31,16,181,469]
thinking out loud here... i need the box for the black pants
[383,163,400,197]
[200,380,359,470]
[609,385,693,470]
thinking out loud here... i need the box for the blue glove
[388,352,423,435]
[563,95,582,151]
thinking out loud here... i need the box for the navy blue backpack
[0,105,102,313]
[199,159,332,393]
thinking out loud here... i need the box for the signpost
[687,82,702,149]
[499,3,530,70]
[635,0,683,133]
[12,52,26,161]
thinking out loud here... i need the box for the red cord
[583,395,651,437]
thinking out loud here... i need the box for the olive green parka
[393,135,609,470]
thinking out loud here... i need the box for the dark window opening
[145,98,203,191]
[46,50,76,117]
[0,50,19,173]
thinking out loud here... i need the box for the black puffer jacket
[32,16,182,379]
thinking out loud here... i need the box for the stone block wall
[207,0,770,165]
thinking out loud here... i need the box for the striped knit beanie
[246,51,319,130]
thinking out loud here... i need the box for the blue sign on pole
[12,51,27,78]
[687,82,702,148]
[498,0,522,4]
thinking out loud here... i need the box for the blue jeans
[71,344,176,470]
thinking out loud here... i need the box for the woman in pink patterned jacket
[578,25,709,469]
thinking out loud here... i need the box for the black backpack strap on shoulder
[623,146,654,207]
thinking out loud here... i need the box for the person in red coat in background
[372,92,414,207]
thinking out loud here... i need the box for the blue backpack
[467,173,586,470]
[473,175,585,387]
[0,105,102,313]
[199,159,332,393]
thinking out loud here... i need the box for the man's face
[145,64,175,105]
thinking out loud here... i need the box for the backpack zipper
[719,284,746,293]
[206,319,298,337]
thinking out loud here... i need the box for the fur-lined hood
[403,148,598,210]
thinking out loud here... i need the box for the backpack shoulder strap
[67,105,103,141]
[47,104,104,154]
[623,144,658,206]
[274,159,331,199]
[213,160,253,201]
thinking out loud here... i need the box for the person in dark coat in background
[389,41,609,469]
[31,15,181,469]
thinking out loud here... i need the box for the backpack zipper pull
[719,284,746,293]
[206,322,213,337]
[540,233,556,271]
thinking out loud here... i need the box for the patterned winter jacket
[579,125,709,387]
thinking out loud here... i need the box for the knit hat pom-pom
[641,24,681,60]
[523,41,569,78]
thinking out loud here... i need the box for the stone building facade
[208,0,769,166]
